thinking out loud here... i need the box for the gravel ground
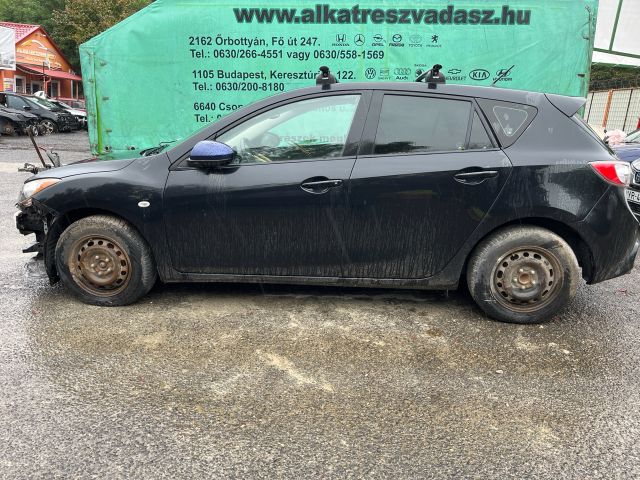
[0,131,92,165]
[1,134,640,478]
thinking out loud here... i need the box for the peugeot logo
[469,69,490,81]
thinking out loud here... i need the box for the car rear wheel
[0,118,16,136]
[467,226,580,324]
[39,119,57,135]
[55,215,157,306]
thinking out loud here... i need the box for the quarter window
[217,95,360,164]
[374,95,471,155]
[477,98,537,148]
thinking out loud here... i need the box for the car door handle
[301,178,343,194]
[454,170,499,184]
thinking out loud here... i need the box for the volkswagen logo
[365,68,377,79]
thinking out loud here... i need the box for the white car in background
[34,91,87,130]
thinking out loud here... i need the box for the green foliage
[0,0,151,68]
[590,64,640,90]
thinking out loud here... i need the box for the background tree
[0,0,151,68]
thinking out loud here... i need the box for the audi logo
[394,68,411,75]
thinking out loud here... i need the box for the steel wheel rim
[490,246,563,313]
[68,235,132,297]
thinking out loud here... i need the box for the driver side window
[217,95,360,164]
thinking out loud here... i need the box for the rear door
[342,91,512,279]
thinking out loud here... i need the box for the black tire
[466,226,580,324]
[55,215,157,306]
[0,119,16,136]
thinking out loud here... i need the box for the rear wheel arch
[463,217,594,283]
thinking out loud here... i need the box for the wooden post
[601,89,614,128]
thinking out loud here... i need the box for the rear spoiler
[545,93,586,117]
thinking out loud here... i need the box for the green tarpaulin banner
[80,0,598,157]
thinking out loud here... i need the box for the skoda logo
[469,69,490,81]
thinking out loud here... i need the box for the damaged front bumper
[15,199,59,283]
[15,203,47,254]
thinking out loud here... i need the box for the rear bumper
[572,186,639,284]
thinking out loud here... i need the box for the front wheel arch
[44,208,149,283]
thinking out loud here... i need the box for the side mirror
[23,106,32,111]
[187,140,235,168]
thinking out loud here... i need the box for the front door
[163,93,368,277]
[342,92,513,279]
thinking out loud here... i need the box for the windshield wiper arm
[140,140,177,156]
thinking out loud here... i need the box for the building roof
[0,22,41,42]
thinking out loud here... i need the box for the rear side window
[468,111,494,150]
[6,95,27,109]
[477,99,537,148]
[374,95,471,155]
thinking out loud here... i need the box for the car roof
[285,81,552,105]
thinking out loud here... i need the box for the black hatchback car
[15,81,639,323]
[4,92,78,133]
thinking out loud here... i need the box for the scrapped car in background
[15,78,640,324]
[0,103,40,136]
[35,92,87,130]
[610,128,640,164]
[3,92,78,134]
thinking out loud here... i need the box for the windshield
[55,100,71,109]
[626,129,640,143]
[31,97,59,110]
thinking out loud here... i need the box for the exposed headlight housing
[22,178,60,199]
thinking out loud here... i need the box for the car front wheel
[39,119,57,135]
[467,226,580,324]
[55,215,157,306]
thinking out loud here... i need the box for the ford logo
[469,69,490,81]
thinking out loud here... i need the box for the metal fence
[584,88,640,132]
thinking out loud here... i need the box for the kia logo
[469,69,490,81]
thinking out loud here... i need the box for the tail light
[589,161,631,187]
